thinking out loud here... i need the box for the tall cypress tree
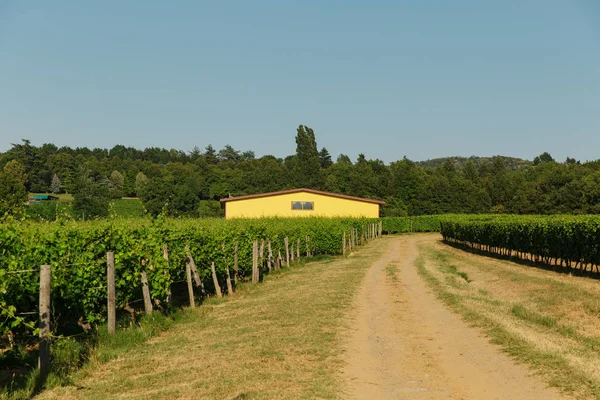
[319,147,333,168]
[294,125,323,189]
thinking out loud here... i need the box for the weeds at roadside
[385,263,399,282]
[511,304,557,328]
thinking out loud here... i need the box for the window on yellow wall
[291,201,314,210]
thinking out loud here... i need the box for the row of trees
[1,126,599,218]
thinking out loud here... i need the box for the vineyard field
[0,217,378,337]
[440,215,600,273]
[381,215,445,233]
[5,213,600,339]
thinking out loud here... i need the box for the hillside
[417,156,533,171]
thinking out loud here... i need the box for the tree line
[1,125,599,218]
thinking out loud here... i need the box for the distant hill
[416,156,533,171]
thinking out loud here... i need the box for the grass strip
[415,252,600,399]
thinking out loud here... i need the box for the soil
[342,234,567,400]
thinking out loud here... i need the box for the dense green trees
[108,170,125,199]
[139,178,199,217]
[294,125,323,188]
[0,160,28,215]
[72,168,110,219]
[2,127,600,218]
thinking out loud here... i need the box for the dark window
[302,201,313,210]
[291,201,314,210]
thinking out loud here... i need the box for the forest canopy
[1,125,599,218]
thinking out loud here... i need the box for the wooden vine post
[344,231,352,253]
[185,246,206,296]
[379,220,383,236]
[306,236,310,257]
[211,261,222,298]
[342,232,346,256]
[140,270,153,314]
[185,257,195,307]
[347,231,351,252]
[225,263,234,295]
[163,244,171,304]
[233,242,239,285]
[267,239,273,272]
[39,264,51,379]
[222,243,234,295]
[107,252,116,334]
[259,240,265,272]
[221,244,234,295]
[252,240,259,283]
[297,238,301,260]
[284,237,290,267]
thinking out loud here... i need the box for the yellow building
[220,188,384,219]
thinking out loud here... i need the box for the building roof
[33,194,59,200]
[220,188,385,205]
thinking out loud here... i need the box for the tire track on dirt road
[342,234,567,400]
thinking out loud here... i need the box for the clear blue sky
[1,1,599,163]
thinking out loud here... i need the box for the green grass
[510,304,558,328]
[385,263,399,282]
[438,262,471,284]
[109,199,145,218]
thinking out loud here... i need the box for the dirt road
[342,234,567,400]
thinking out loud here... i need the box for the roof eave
[220,188,385,205]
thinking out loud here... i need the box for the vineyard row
[0,218,382,338]
[440,215,600,274]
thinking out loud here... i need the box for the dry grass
[417,241,600,399]
[37,241,389,400]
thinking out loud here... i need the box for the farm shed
[220,188,384,219]
[33,194,59,201]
